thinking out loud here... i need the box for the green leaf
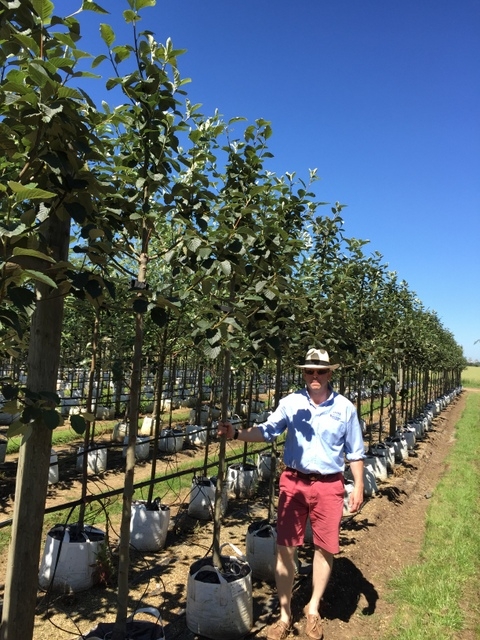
[71,70,101,80]
[82,1,110,14]
[31,0,54,23]
[2,400,20,415]
[11,248,56,263]
[5,286,35,314]
[135,0,156,9]
[186,236,202,252]
[150,306,169,327]
[19,209,37,226]
[264,288,276,300]
[112,45,131,64]
[206,327,221,345]
[22,405,41,423]
[23,270,57,288]
[70,414,87,435]
[7,182,56,201]
[219,260,231,277]
[92,54,108,68]
[1,385,19,401]
[57,86,85,100]
[224,316,242,332]
[42,408,61,430]
[38,391,61,405]
[106,77,122,90]
[203,343,221,360]
[0,309,23,334]
[100,23,115,48]
[85,278,103,298]
[104,278,116,300]
[12,34,40,56]
[7,420,31,439]
[64,201,87,224]
[133,298,148,313]
[123,9,138,23]
[28,62,50,88]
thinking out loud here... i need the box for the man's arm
[217,421,267,442]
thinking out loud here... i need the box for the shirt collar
[303,385,336,407]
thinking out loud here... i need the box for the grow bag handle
[220,541,247,561]
[128,606,163,624]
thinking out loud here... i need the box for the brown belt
[286,467,342,482]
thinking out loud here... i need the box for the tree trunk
[112,248,148,640]
[78,310,101,529]
[389,363,398,437]
[147,325,169,505]
[0,214,70,640]
[213,348,231,569]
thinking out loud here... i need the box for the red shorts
[276,468,344,554]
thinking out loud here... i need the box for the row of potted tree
[0,1,465,639]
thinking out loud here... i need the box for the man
[218,348,365,640]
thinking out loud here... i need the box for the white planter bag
[48,449,59,485]
[188,476,228,520]
[111,421,128,443]
[158,428,184,453]
[256,451,273,481]
[186,542,253,640]
[130,500,170,551]
[39,524,106,592]
[76,446,107,475]
[227,461,258,498]
[246,520,276,582]
[122,436,150,461]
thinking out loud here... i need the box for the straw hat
[296,348,340,370]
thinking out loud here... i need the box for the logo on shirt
[330,411,342,421]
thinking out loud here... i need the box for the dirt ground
[0,388,474,640]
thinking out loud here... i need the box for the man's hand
[348,484,364,513]
[347,459,365,513]
[217,420,234,439]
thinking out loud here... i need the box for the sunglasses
[304,369,330,375]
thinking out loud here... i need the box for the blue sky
[61,0,480,359]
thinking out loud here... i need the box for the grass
[5,420,116,455]
[382,391,480,639]
[461,365,480,388]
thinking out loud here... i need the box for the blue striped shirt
[257,387,364,475]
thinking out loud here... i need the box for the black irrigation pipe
[0,442,274,530]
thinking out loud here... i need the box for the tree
[0,1,111,638]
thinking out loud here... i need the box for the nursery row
[31,384,459,572]
[25,386,461,640]
[0,383,459,511]
[0,364,382,421]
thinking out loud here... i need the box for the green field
[461,365,480,388]
[384,391,480,639]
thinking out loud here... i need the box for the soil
[0,388,475,640]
